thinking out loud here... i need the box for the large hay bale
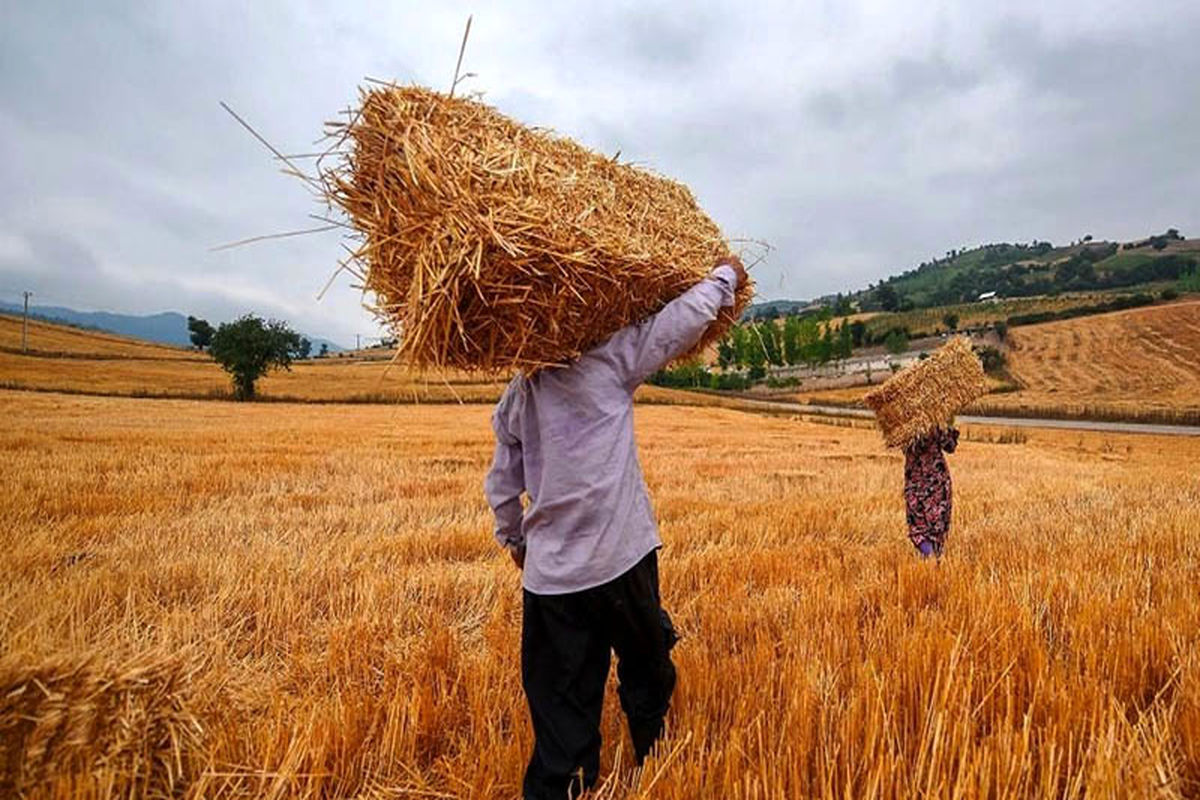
[864,337,988,449]
[321,85,754,372]
[0,651,204,797]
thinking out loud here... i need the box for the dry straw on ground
[320,85,753,372]
[0,650,204,798]
[6,391,1200,797]
[865,336,988,448]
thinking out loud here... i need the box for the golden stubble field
[976,300,1200,421]
[3,390,1199,798]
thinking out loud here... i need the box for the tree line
[717,315,858,375]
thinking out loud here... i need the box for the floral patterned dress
[903,427,959,556]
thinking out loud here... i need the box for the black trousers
[521,550,678,800]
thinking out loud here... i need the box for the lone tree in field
[942,312,959,332]
[187,316,215,350]
[208,315,302,400]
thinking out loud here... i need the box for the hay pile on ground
[321,85,753,372]
[864,336,988,449]
[0,651,204,797]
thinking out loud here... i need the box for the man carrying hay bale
[864,337,987,559]
[308,83,753,794]
[485,256,747,799]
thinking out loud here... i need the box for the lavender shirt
[484,265,740,595]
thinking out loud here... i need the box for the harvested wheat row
[864,336,988,449]
[0,651,204,798]
[320,85,754,372]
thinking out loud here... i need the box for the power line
[22,291,32,353]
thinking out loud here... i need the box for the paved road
[725,397,1200,437]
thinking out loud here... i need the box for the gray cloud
[2,0,1198,344]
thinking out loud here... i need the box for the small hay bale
[321,85,754,372]
[864,337,988,449]
[0,650,204,797]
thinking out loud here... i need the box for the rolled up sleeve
[598,265,741,389]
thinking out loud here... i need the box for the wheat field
[4,389,1199,798]
[0,313,205,360]
[973,300,1200,421]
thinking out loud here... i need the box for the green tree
[875,284,900,311]
[782,316,803,365]
[976,345,1007,375]
[298,337,312,359]
[942,312,959,331]
[187,316,214,350]
[835,320,853,360]
[717,333,736,368]
[731,325,753,367]
[756,321,783,367]
[318,343,329,358]
[209,314,302,400]
[1179,267,1200,293]
[814,325,832,364]
[884,328,909,355]
[743,326,766,371]
[797,317,821,366]
[849,320,867,348]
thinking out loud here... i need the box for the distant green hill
[0,302,347,353]
[856,229,1197,311]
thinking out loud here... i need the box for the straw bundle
[321,85,753,371]
[864,337,988,449]
[0,651,204,797]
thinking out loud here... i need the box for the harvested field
[4,390,1199,797]
[0,313,204,359]
[974,300,1200,421]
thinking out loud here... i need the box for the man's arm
[483,407,525,559]
[597,258,747,389]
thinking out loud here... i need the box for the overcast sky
[2,1,1197,346]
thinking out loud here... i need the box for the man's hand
[716,254,748,289]
[509,544,526,570]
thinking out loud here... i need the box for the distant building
[977,291,998,303]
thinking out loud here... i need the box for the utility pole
[22,291,32,353]
[356,333,361,351]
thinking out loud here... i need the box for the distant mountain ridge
[0,302,346,353]
[745,229,1198,319]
